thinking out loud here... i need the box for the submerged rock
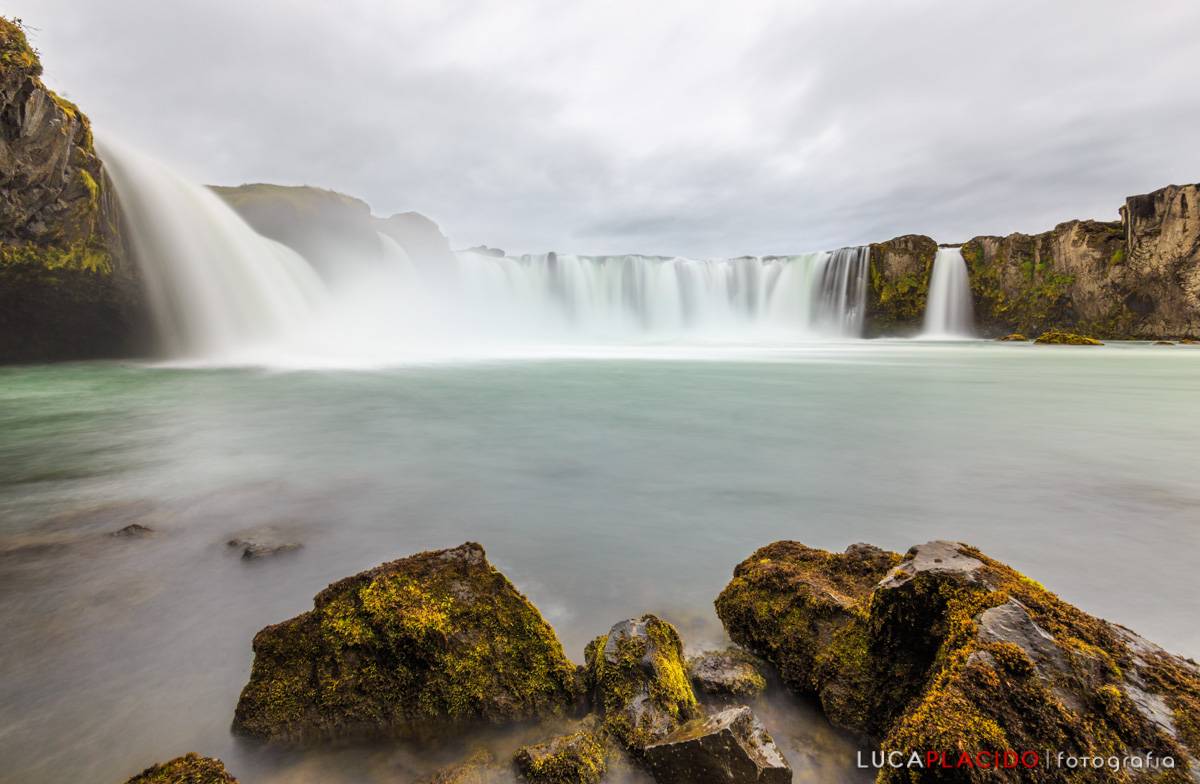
[1033,330,1103,345]
[584,614,701,755]
[1154,340,1175,346]
[227,536,302,560]
[512,729,606,784]
[122,753,237,783]
[231,542,580,743]
[993,334,1029,341]
[717,539,1200,782]
[644,706,792,784]
[417,749,503,784]
[111,524,154,538]
[689,649,767,698]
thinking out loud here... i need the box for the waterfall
[921,247,974,339]
[96,138,876,362]
[96,135,325,358]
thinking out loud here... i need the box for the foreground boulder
[717,540,1200,782]
[122,753,237,784]
[232,542,580,742]
[584,614,702,755]
[644,706,792,784]
[417,749,501,784]
[513,728,606,783]
[689,649,767,698]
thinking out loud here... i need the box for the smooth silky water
[3,343,1200,783]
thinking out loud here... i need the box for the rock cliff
[0,18,148,363]
[865,184,1200,339]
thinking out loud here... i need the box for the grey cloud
[8,0,1200,257]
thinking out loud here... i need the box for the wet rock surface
[416,749,504,784]
[231,542,580,743]
[644,706,792,784]
[584,614,701,755]
[689,649,767,698]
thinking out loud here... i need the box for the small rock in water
[584,614,701,754]
[111,524,154,538]
[644,706,792,784]
[416,749,500,784]
[1180,338,1198,344]
[1154,340,1175,345]
[993,333,1029,342]
[123,752,238,783]
[689,649,767,698]
[513,729,606,784]
[236,541,302,560]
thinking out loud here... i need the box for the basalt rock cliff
[865,184,1200,339]
[0,18,149,363]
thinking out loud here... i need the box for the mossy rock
[417,749,502,784]
[231,542,581,743]
[122,753,237,784]
[1154,341,1175,346]
[1033,331,1102,345]
[583,614,701,755]
[993,334,1028,342]
[716,540,1200,782]
[512,729,606,784]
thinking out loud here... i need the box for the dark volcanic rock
[864,234,938,336]
[717,539,1200,782]
[122,753,238,783]
[111,524,153,538]
[644,706,792,784]
[689,649,767,698]
[231,542,580,743]
[584,614,701,755]
[512,729,606,784]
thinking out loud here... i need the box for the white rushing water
[920,247,974,339]
[98,140,873,363]
[96,135,326,358]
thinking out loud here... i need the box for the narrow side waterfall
[921,247,974,338]
[96,135,325,358]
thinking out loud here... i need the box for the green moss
[232,543,581,743]
[513,730,606,784]
[0,17,41,75]
[1110,248,1126,266]
[584,614,700,754]
[717,541,1197,782]
[1033,331,1103,345]
[123,753,238,784]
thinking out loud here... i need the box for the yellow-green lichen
[1033,331,1103,345]
[513,730,606,784]
[123,753,238,784]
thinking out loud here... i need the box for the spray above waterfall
[97,139,880,363]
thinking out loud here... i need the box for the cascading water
[921,247,974,339]
[97,139,875,362]
[96,135,325,358]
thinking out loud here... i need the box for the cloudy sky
[9,0,1200,256]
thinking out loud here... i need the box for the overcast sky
[9,0,1200,256]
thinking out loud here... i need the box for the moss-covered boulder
[716,540,1200,782]
[583,614,701,755]
[122,753,237,784]
[993,334,1028,342]
[512,729,606,784]
[231,542,581,743]
[1034,331,1103,345]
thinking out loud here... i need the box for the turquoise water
[1,341,1198,783]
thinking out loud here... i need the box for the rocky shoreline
[122,540,1200,784]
